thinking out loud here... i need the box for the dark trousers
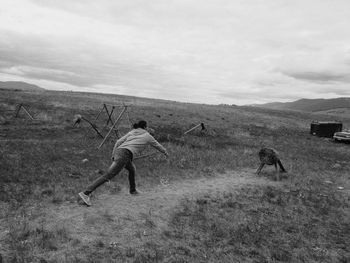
[84,148,136,195]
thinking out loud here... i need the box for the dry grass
[0,89,349,262]
[162,182,349,262]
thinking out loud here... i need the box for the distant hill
[0,81,45,91]
[254,98,350,112]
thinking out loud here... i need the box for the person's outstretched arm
[147,134,168,156]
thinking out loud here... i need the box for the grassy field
[0,89,349,262]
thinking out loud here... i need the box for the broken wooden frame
[73,114,104,138]
[73,103,132,142]
[14,104,34,120]
[184,122,206,135]
[95,103,122,127]
[98,105,131,149]
[82,116,104,138]
[95,103,133,135]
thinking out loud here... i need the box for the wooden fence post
[98,106,128,149]
[184,123,205,135]
[21,105,34,120]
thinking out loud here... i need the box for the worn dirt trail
[43,169,277,249]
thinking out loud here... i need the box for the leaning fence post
[94,105,105,121]
[81,116,104,138]
[21,105,34,120]
[98,106,127,149]
[14,104,22,118]
[184,123,205,135]
[14,104,34,120]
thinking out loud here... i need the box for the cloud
[2,65,79,78]
[218,81,350,105]
[282,70,350,84]
[276,47,350,86]
[1,0,350,104]
[217,47,350,104]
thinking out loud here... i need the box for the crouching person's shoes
[79,192,92,206]
[130,190,141,195]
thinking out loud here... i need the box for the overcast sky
[1,0,350,105]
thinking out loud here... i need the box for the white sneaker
[79,192,91,206]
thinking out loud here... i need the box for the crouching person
[256,147,286,181]
[79,120,168,206]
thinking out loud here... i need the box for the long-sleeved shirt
[112,128,167,159]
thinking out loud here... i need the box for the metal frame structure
[98,104,132,149]
[14,104,34,120]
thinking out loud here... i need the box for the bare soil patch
[42,169,275,249]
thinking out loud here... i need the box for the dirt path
[42,169,278,249]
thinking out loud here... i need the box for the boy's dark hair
[133,120,147,129]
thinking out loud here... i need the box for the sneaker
[79,192,92,206]
[130,190,141,195]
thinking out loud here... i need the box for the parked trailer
[310,121,342,138]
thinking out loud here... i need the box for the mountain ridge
[0,81,45,91]
[253,97,350,112]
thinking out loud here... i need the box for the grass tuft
[162,182,349,262]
